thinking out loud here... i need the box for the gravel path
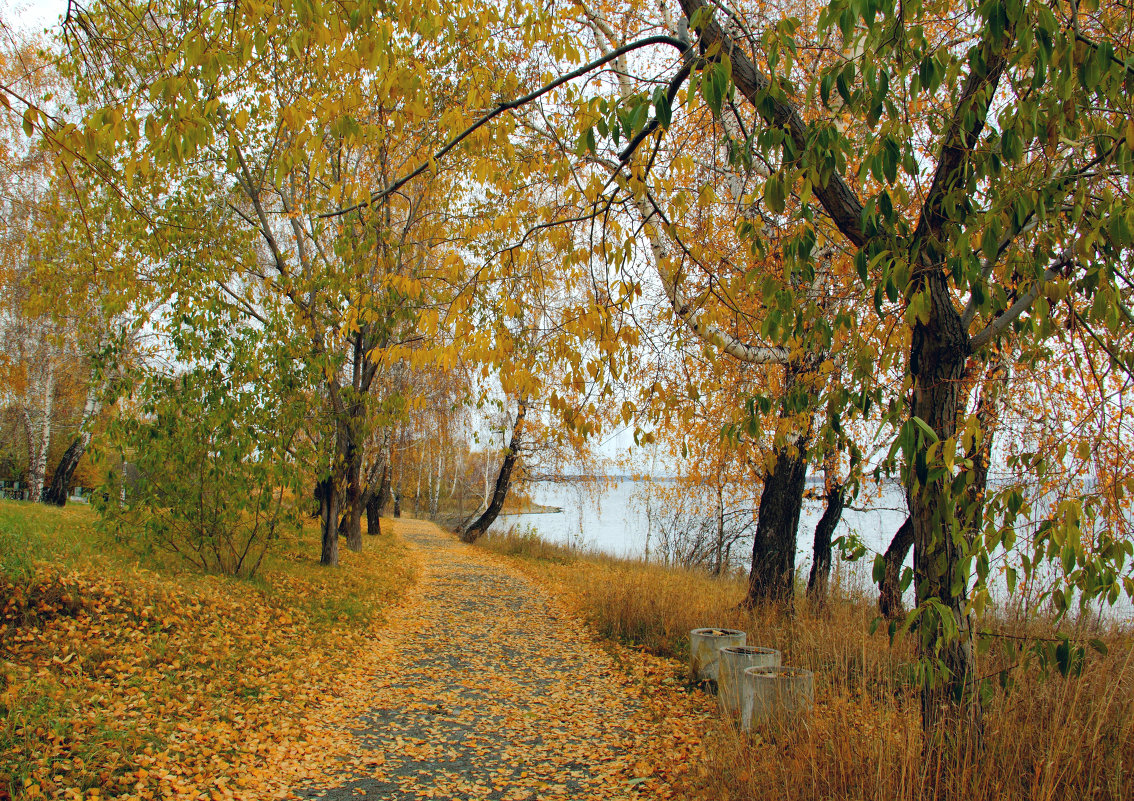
[298,519,651,801]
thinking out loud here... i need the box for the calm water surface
[495,478,907,573]
[494,478,1133,618]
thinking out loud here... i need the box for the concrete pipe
[689,628,746,684]
[740,666,815,732]
[718,646,781,719]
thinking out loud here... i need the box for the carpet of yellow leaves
[477,561,719,800]
[0,501,417,801]
[299,519,716,801]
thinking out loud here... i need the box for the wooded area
[2,0,1133,794]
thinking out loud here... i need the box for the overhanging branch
[324,35,692,219]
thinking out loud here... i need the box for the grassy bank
[0,500,416,801]
[478,527,1134,801]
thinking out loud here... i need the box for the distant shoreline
[499,501,563,515]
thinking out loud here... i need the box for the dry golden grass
[479,527,1134,801]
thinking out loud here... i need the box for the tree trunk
[393,490,401,518]
[879,517,914,619]
[713,486,726,576]
[43,383,102,507]
[806,480,845,601]
[430,452,442,517]
[366,491,381,536]
[961,354,1008,539]
[318,475,340,567]
[375,460,391,515]
[460,399,527,544]
[415,456,423,514]
[343,493,364,551]
[340,421,365,552]
[25,364,55,503]
[909,270,981,740]
[42,434,86,506]
[743,438,809,607]
[355,452,387,537]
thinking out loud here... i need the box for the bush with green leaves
[94,324,309,577]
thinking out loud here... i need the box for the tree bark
[366,490,381,536]
[43,383,103,507]
[357,451,388,537]
[879,516,914,619]
[460,399,528,544]
[375,460,391,515]
[24,363,55,503]
[713,486,726,576]
[318,475,340,567]
[743,438,809,607]
[42,435,86,506]
[961,354,1008,538]
[806,480,845,601]
[338,417,365,552]
[909,270,981,739]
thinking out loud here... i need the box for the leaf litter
[0,518,416,801]
[300,519,714,800]
[2,515,716,801]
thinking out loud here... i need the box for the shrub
[95,325,307,577]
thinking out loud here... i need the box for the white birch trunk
[431,451,442,516]
[25,361,55,502]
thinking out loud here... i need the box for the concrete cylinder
[718,646,781,719]
[740,666,814,732]
[689,628,746,683]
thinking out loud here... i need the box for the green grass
[0,500,111,567]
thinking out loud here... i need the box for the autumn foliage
[0,501,416,800]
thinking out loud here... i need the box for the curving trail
[299,519,662,801]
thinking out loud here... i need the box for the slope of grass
[477,527,1134,801]
[0,500,417,801]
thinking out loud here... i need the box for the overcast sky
[3,0,68,33]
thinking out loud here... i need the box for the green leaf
[653,88,672,128]
[765,175,786,214]
[910,416,940,444]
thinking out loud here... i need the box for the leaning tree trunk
[879,517,914,619]
[806,480,845,601]
[460,399,528,544]
[42,434,86,506]
[743,438,809,607]
[909,270,981,740]
[43,385,102,507]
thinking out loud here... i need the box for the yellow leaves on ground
[0,503,417,801]
[306,519,714,801]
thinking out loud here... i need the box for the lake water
[495,478,908,581]
[494,477,1133,619]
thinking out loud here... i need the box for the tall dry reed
[479,528,1133,800]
